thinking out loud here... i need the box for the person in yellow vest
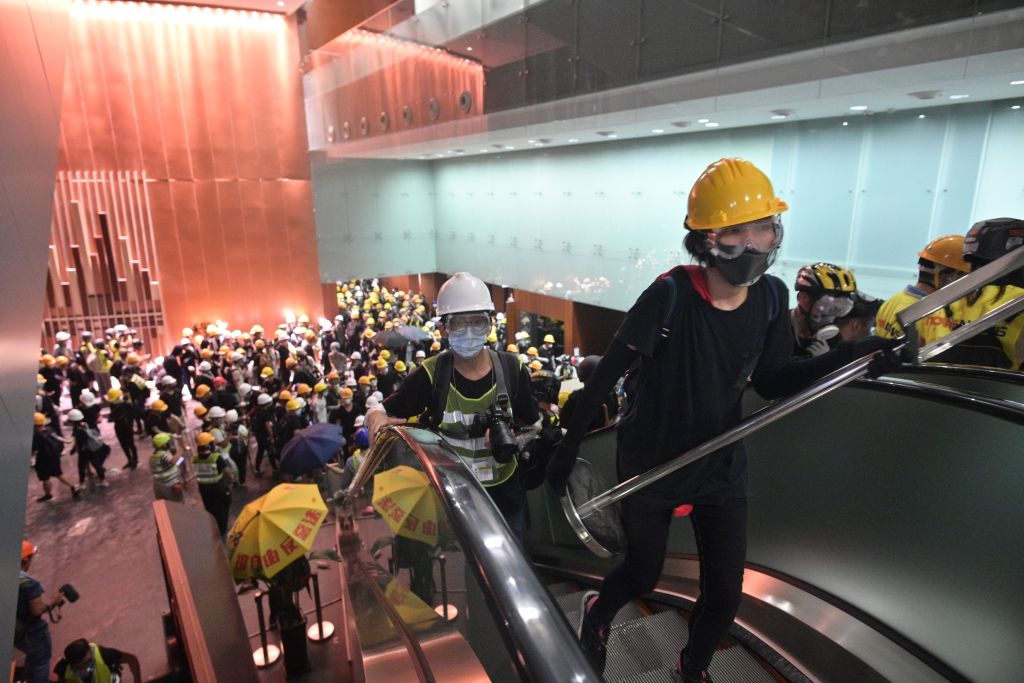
[192,432,234,536]
[366,272,541,539]
[53,638,141,683]
[875,234,969,343]
[150,433,185,502]
[939,218,1024,369]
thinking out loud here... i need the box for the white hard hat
[345,378,357,387]
[238,383,252,397]
[365,396,379,409]
[351,352,362,360]
[436,272,493,317]
[415,350,426,359]
[80,390,97,407]
[230,352,243,362]
[372,391,384,402]
[237,425,249,439]
[182,327,194,337]
[160,375,177,386]
[354,415,365,427]
[208,406,226,419]
[68,409,84,422]
[198,361,212,372]
[55,331,70,342]
[257,393,272,406]
[225,409,238,423]
[179,338,191,346]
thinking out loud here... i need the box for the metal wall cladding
[54,1,322,350]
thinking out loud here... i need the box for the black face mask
[710,248,776,286]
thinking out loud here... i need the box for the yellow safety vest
[192,451,222,485]
[948,284,1024,370]
[150,449,181,486]
[875,286,956,344]
[61,643,112,683]
[422,355,517,487]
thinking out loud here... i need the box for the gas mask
[706,217,783,286]
[805,294,854,332]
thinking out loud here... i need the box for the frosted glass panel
[311,99,1023,311]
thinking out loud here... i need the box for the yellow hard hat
[340,387,354,399]
[55,355,69,366]
[285,357,297,368]
[304,330,315,340]
[241,332,251,341]
[33,412,47,427]
[278,390,293,401]
[194,405,208,417]
[529,359,543,371]
[430,341,441,351]
[358,375,372,386]
[153,432,172,449]
[297,314,310,324]
[558,390,571,409]
[196,431,215,447]
[685,157,788,231]
[507,343,518,353]
[365,317,376,327]
[919,234,969,273]
[487,333,498,344]
[286,398,302,412]
[106,388,123,402]
[195,384,211,398]
[126,352,141,364]
[363,329,376,339]
[150,399,168,412]
[206,324,219,335]
[394,361,407,372]
[296,383,312,396]
[375,358,388,369]
[380,350,392,360]
[255,339,265,349]
[384,321,394,330]
[260,366,274,378]
[41,354,55,366]
[200,349,214,359]
[314,382,328,393]
[543,334,555,344]
[526,346,538,356]
[327,371,341,380]
[37,373,45,384]
[250,324,264,334]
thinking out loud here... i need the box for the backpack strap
[487,349,514,419]
[659,272,678,341]
[764,275,781,321]
[428,351,455,430]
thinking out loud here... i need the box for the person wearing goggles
[791,262,858,357]
[545,158,898,682]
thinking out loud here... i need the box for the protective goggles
[810,294,854,325]
[445,313,491,334]
[707,216,784,260]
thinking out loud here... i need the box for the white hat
[68,408,84,422]
[257,393,272,406]
[237,425,249,439]
[345,378,357,387]
[372,391,384,402]
[230,352,243,362]
[55,331,70,342]
[365,397,379,409]
[160,375,177,386]
[238,383,252,397]
[198,361,212,372]
[354,415,365,427]
[415,350,426,359]
[225,409,238,423]
[180,338,191,346]
[182,327,194,337]
[80,390,97,407]
[208,406,226,419]
[351,352,362,360]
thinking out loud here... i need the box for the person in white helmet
[366,272,541,539]
[67,409,109,489]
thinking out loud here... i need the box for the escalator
[334,367,1024,682]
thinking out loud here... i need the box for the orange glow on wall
[51,0,322,350]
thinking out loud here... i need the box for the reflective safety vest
[192,451,223,485]
[948,284,1024,370]
[150,449,182,486]
[876,286,956,344]
[61,643,112,683]
[421,355,517,487]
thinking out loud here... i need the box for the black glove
[843,336,902,378]
[546,443,579,497]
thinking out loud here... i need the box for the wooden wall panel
[43,1,322,350]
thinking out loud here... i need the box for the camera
[472,406,518,463]
[59,584,80,603]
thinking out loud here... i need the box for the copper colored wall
[58,1,322,349]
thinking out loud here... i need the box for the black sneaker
[71,487,82,500]
[676,653,713,683]
[577,590,608,674]
[36,494,53,502]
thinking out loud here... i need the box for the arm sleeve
[561,338,637,451]
[99,647,123,667]
[381,366,431,418]
[511,366,540,425]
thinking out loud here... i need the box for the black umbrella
[373,325,432,349]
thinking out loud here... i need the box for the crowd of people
[21,160,1024,681]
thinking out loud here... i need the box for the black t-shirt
[561,388,617,433]
[612,268,792,507]
[383,356,540,428]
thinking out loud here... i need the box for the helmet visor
[708,216,783,260]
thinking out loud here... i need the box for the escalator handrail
[896,362,1024,386]
[351,426,602,683]
[854,375,1024,424]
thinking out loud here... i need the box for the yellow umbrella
[384,578,440,628]
[227,483,327,580]
[372,466,440,546]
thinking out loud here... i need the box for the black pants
[199,483,231,536]
[232,442,248,484]
[254,438,274,472]
[77,449,106,483]
[589,497,747,671]
[115,424,137,467]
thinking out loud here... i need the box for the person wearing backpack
[67,409,109,489]
[545,158,897,682]
[366,272,541,539]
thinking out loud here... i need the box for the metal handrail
[350,426,602,683]
[916,292,1024,362]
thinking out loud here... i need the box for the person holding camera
[16,541,74,683]
[366,272,540,538]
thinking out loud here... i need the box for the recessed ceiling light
[918,114,926,119]
[704,122,719,128]
[479,149,489,152]
[1012,105,1021,110]
[842,121,849,126]
[504,146,515,150]
[527,140,535,144]
[651,129,664,133]
[770,114,787,120]
[948,94,969,100]
[276,0,285,6]
[466,46,473,52]
[567,138,579,143]
[697,118,709,123]
[849,105,868,111]
[1011,80,1024,85]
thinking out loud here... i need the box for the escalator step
[616,667,681,683]
[546,582,580,598]
[603,611,689,682]
[557,591,647,632]
[704,644,778,683]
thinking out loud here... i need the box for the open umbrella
[279,423,345,475]
[372,466,440,546]
[227,483,327,580]
[373,325,432,349]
